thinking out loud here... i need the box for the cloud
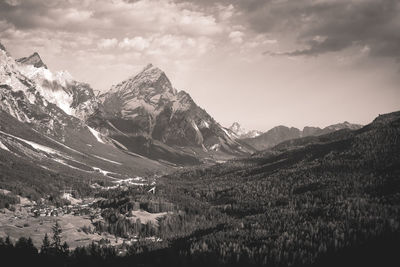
[217,4,234,21]
[179,0,400,60]
[62,9,93,23]
[229,31,244,44]
[0,0,236,55]
[177,9,223,36]
[3,0,399,61]
[118,37,150,51]
[258,0,400,59]
[145,34,214,57]
[0,0,227,35]
[98,38,118,49]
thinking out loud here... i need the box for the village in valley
[0,178,163,252]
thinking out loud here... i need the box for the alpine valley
[1,42,400,267]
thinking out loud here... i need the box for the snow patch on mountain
[210,144,220,151]
[106,121,129,137]
[0,140,10,151]
[0,130,60,155]
[39,133,85,156]
[54,158,90,172]
[200,120,210,128]
[191,120,200,132]
[92,154,122,165]
[92,167,113,176]
[87,126,105,144]
[222,127,235,139]
[18,64,75,115]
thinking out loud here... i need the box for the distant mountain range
[241,122,363,151]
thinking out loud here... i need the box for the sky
[0,0,399,131]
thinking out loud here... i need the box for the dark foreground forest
[1,111,400,267]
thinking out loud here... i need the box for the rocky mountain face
[228,122,262,139]
[88,64,254,165]
[243,122,363,151]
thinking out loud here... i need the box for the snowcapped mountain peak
[0,48,97,120]
[17,52,48,69]
[229,122,262,139]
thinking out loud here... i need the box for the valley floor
[0,196,166,250]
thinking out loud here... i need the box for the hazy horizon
[1,0,399,131]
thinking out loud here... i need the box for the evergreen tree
[52,220,62,250]
[4,236,13,249]
[62,241,69,255]
[41,233,51,254]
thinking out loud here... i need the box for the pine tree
[5,236,13,248]
[41,233,51,254]
[62,241,69,252]
[52,221,62,250]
